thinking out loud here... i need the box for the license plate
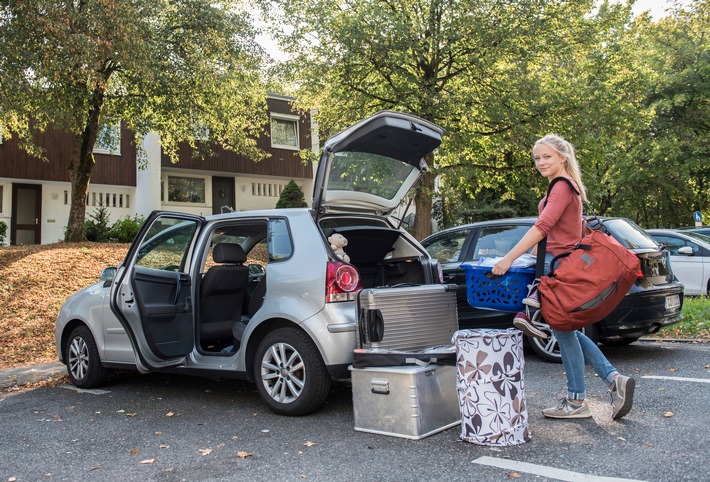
[665,294,681,310]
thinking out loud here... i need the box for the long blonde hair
[534,134,588,202]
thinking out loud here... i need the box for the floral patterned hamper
[453,328,531,446]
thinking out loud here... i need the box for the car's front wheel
[526,312,601,363]
[253,327,331,416]
[65,326,109,388]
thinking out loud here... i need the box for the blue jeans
[541,254,618,400]
[552,329,618,400]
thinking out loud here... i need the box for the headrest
[212,243,247,264]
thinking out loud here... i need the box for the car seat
[199,243,249,346]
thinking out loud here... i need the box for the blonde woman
[491,134,635,420]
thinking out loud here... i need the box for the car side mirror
[100,266,117,281]
[677,246,694,256]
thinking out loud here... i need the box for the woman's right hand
[491,256,513,276]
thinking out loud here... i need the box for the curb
[0,362,66,390]
[638,337,710,344]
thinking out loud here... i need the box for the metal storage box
[350,364,460,440]
[357,284,458,351]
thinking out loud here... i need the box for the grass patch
[649,296,710,340]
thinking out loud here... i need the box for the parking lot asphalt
[2,339,709,482]
[0,338,705,390]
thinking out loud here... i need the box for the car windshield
[599,218,659,249]
[327,151,416,200]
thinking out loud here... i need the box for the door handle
[35,218,39,225]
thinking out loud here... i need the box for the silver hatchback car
[55,111,446,416]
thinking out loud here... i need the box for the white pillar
[135,132,163,217]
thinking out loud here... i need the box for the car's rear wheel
[526,312,601,363]
[599,336,641,347]
[65,326,109,388]
[253,327,331,416]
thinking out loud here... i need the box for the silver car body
[55,111,446,415]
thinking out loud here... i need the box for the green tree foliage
[275,180,308,208]
[615,0,710,228]
[259,0,649,237]
[0,0,267,241]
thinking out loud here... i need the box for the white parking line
[641,375,710,384]
[472,456,646,482]
[60,385,111,395]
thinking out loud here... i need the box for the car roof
[647,228,710,245]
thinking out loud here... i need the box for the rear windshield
[595,218,659,249]
[327,151,416,200]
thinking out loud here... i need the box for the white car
[647,229,710,295]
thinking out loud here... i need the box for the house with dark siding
[0,94,317,245]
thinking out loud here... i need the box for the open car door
[110,211,204,371]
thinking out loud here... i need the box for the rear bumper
[598,285,683,338]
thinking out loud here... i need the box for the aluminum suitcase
[357,284,458,351]
[350,364,460,439]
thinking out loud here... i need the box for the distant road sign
[694,211,703,226]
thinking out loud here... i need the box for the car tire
[526,313,601,363]
[599,336,641,347]
[253,327,331,416]
[65,326,109,388]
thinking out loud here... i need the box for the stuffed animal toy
[328,233,350,263]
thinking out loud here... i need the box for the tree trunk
[65,88,104,242]
[65,133,96,242]
[413,169,436,241]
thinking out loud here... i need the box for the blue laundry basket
[463,264,535,312]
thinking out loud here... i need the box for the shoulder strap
[538,177,582,277]
[543,177,580,207]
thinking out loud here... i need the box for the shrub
[0,220,7,245]
[276,180,308,208]
[84,205,112,242]
[109,215,145,243]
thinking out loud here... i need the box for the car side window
[269,218,293,262]
[654,235,693,255]
[424,229,471,263]
[471,225,530,261]
[135,218,198,271]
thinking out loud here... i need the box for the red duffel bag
[538,226,641,332]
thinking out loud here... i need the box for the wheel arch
[59,319,93,363]
[244,317,304,382]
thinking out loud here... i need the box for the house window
[166,175,206,204]
[270,114,300,150]
[192,121,210,141]
[93,121,121,155]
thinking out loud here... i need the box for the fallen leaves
[236,451,253,458]
[198,448,212,456]
[663,411,674,418]
[140,458,156,464]
[0,243,128,369]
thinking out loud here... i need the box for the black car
[421,217,684,362]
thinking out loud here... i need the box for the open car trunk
[321,224,428,289]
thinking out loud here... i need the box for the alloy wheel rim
[260,342,305,404]
[68,336,89,380]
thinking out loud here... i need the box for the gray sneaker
[542,398,592,419]
[610,375,635,420]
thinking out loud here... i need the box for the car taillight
[326,262,361,302]
[635,255,644,278]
